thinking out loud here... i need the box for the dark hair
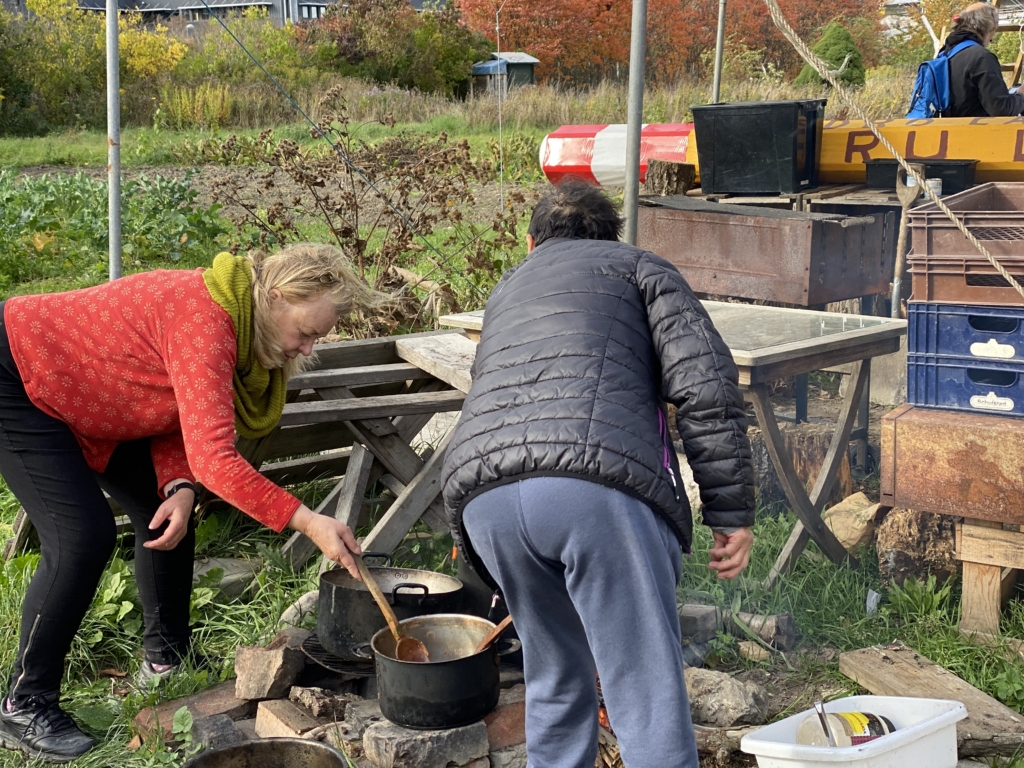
[527,181,623,246]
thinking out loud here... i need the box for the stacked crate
[906,182,1024,416]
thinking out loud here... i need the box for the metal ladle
[353,555,430,663]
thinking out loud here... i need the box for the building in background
[472,51,538,95]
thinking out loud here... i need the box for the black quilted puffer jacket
[442,237,755,582]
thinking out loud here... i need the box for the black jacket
[442,237,756,584]
[943,31,1024,117]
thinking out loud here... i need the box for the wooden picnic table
[433,303,907,587]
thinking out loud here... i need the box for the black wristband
[167,481,197,498]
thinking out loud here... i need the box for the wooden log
[642,160,696,197]
[693,724,761,756]
[279,391,464,426]
[749,422,853,512]
[395,335,476,394]
[838,642,1024,757]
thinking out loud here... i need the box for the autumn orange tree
[457,0,880,84]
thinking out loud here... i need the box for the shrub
[0,9,43,136]
[795,21,866,88]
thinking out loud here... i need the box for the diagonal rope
[761,0,1024,301]
[195,0,488,299]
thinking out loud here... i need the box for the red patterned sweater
[3,269,301,531]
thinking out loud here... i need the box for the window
[301,5,309,17]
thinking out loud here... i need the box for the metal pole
[623,0,648,246]
[712,0,727,103]
[106,0,122,280]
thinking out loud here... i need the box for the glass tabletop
[703,302,892,353]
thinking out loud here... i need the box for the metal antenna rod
[106,0,122,280]
[496,0,508,211]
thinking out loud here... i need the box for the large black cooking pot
[317,554,463,660]
[355,614,520,730]
[182,738,346,767]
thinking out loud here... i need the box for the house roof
[492,51,539,65]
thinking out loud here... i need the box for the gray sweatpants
[462,477,699,768]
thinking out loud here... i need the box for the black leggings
[0,303,195,703]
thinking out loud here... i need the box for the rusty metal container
[880,403,1024,524]
[637,196,894,306]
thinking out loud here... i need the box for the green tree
[0,10,43,135]
[794,20,866,87]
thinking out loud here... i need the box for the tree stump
[642,160,696,197]
[748,422,853,512]
[875,508,958,586]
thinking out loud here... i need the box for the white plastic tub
[740,695,967,768]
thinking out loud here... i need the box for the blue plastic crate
[908,302,1024,363]
[907,353,1024,416]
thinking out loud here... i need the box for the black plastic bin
[691,99,826,195]
[864,158,978,195]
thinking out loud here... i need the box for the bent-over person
[443,182,756,768]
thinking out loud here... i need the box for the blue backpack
[907,40,980,118]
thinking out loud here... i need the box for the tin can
[796,711,897,747]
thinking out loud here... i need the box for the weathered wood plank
[395,335,476,395]
[838,643,1024,757]
[309,329,461,371]
[279,391,464,426]
[962,519,1005,635]
[378,473,447,532]
[959,522,1024,571]
[260,449,351,486]
[360,431,453,555]
[261,423,355,462]
[288,363,431,392]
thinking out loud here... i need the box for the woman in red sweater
[0,243,375,762]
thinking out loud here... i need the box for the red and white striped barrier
[539,123,694,187]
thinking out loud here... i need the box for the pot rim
[369,613,498,666]
[320,567,463,594]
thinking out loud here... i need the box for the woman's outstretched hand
[145,484,195,551]
[288,506,362,579]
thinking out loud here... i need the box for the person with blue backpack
[908,2,1024,118]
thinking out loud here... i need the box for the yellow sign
[820,117,1024,183]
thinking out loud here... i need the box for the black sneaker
[0,694,96,763]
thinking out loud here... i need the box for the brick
[191,714,246,751]
[134,680,256,743]
[678,603,723,644]
[462,759,490,768]
[255,699,320,739]
[289,686,359,720]
[235,628,310,700]
[363,720,489,768]
[483,684,526,750]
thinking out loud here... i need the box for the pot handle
[392,583,429,601]
[352,643,374,661]
[362,552,393,567]
[495,638,522,657]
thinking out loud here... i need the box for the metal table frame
[439,304,907,587]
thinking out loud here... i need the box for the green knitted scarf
[202,252,286,440]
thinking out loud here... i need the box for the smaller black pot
[355,614,520,730]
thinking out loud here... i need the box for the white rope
[761,0,1024,301]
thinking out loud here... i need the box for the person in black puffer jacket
[943,2,1024,117]
[442,182,755,768]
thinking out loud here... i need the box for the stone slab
[134,680,256,743]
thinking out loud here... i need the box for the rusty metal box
[880,403,1024,524]
[637,196,894,306]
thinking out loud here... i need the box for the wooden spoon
[354,555,430,663]
[474,614,513,655]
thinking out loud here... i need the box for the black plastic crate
[865,159,978,195]
[691,99,826,195]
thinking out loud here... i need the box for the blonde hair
[953,3,999,40]
[249,243,384,376]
